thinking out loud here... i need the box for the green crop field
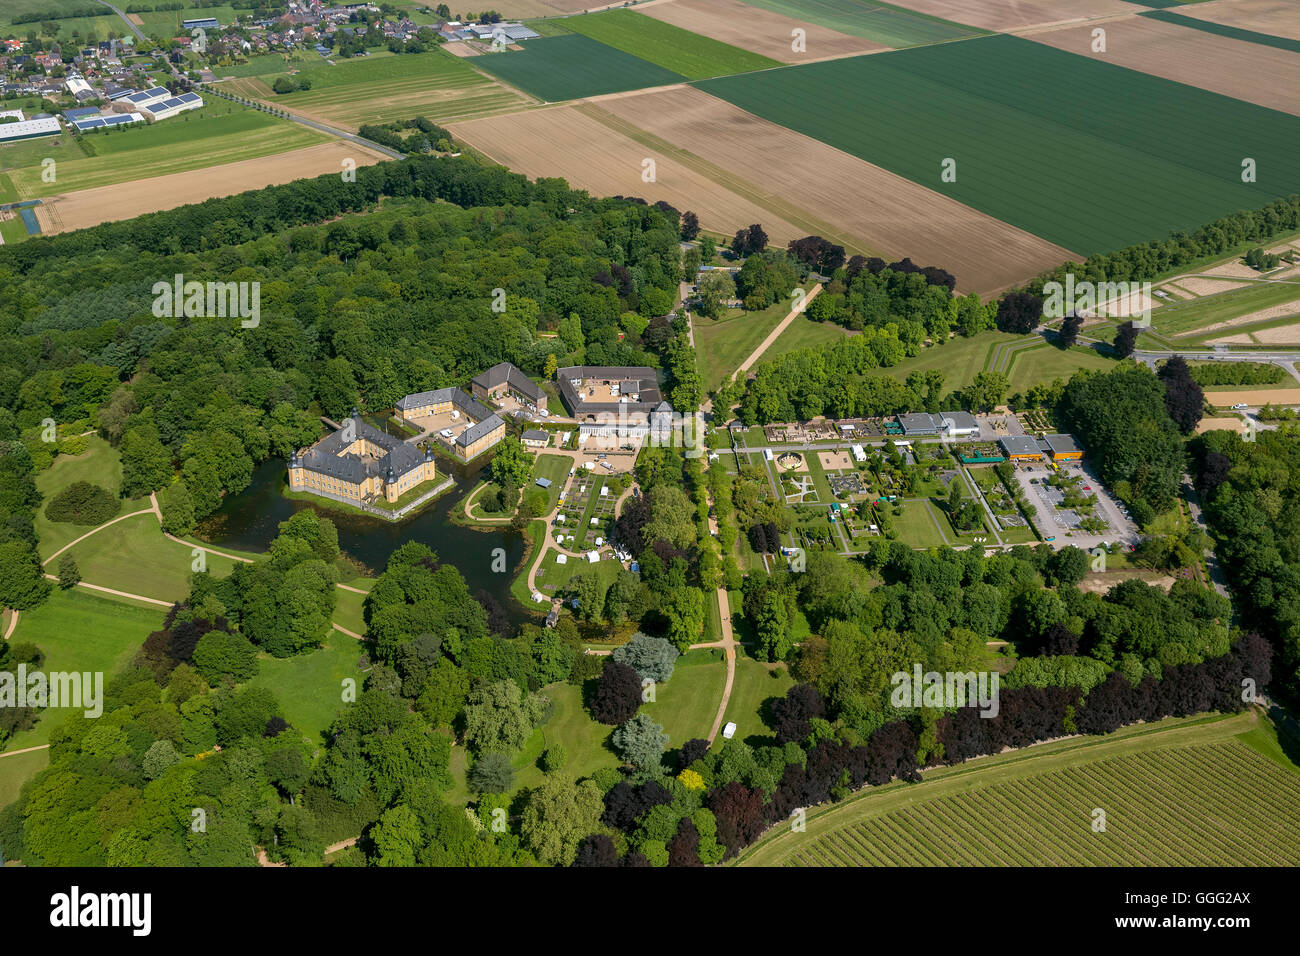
[3,104,324,199]
[2,11,123,39]
[226,49,528,129]
[738,0,984,47]
[561,10,782,79]
[3,588,167,750]
[136,5,243,38]
[696,34,1300,255]
[472,34,685,103]
[737,712,1300,866]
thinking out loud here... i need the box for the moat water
[194,458,530,625]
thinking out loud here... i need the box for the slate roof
[472,361,544,402]
[395,386,493,421]
[296,419,426,483]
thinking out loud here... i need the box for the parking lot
[1011,460,1140,551]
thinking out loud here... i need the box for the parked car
[1232,403,1249,410]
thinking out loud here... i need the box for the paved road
[97,0,150,47]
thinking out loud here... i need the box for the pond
[194,457,532,625]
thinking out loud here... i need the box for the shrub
[43,481,120,525]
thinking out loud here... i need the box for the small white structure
[851,444,866,463]
[531,590,545,603]
[594,537,603,546]
[600,485,609,495]
[722,722,737,740]
[590,517,599,526]
[585,550,600,563]
[763,448,774,461]
[555,553,567,565]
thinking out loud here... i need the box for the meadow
[471,34,685,102]
[225,49,529,129]
[3,588,167,750]
[736,712,1300,866]
[559,10,782,79]
[694,303,790,391]
[737,0,984,47]
[4,104,325,199]
[696,34,1300,255]
[244,630,368,746]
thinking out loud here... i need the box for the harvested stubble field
[1177,0,1300,43]
[696,34,1300,255]
[1029,14,1300,117]
[639,0,886,63]
[470,33,685,102]
[888,0,1136,31]
[448,103,808,248]
[737,0,985,47]
[224,50,530,129]
[737,713,1300,866]
[37,141,386,234]
[560,9,783,78]
[1205,388,1300,406]
[595,86,1076,295]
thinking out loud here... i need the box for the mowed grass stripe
[561,9,783,79]
[739,0,983,46]
[472,34,685,102]
[696,34,1300,254]
[1141,8,1300,54]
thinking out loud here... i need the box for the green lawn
[640,649,727,746]
[333,586,367,636]
[62,512,243,604]
[4,588,166,750]
[213,51,315,79]
[720,657,794,745]
[738,0,984,47]
[244,630,368,746]
[893,498,950,547]
[763,314,849,363]
[534,453,571,513]
[694,303,789,391]
[562,10,782,79]
[696,34,1300,255]
[0,747,50,809]
[508,519,550,608]
[226,48,529,129]
[5,104,325,199]
[33,435,150,561]
[1005,342,1117,395]
[472,34,685,103]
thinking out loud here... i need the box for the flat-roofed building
[557,365,673,440]
[998,435,1043,461]
[898,412,944,436]
[1042,433,1083,461]
[941,411,980,438]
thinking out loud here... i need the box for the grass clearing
[695,34,1300,255]
[561,9,782,79]
[471,34,685,102]
[640,649,727,746]
[0,747,50,809]
[722,657,794,745]
[33,435,148,561]
[694,303,789,391]
[4,588,166,750]
[244,630,368,746]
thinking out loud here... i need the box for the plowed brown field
[639,0,886,62]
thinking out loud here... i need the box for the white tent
[590,517,599,526]
[594,537,603,546]
[585,551,600,563]
[600,486,609,496]
[555,554,567,565]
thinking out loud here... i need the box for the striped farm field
[640,0,887,63]
[737,711,1300,866]
[696,34,1300,255]
[471,34,686,102]
[1029,13,1300,117]
[223,50,530,129]
[559,9,783,79]
[737,0,985,46]
[882,0,1137,31]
